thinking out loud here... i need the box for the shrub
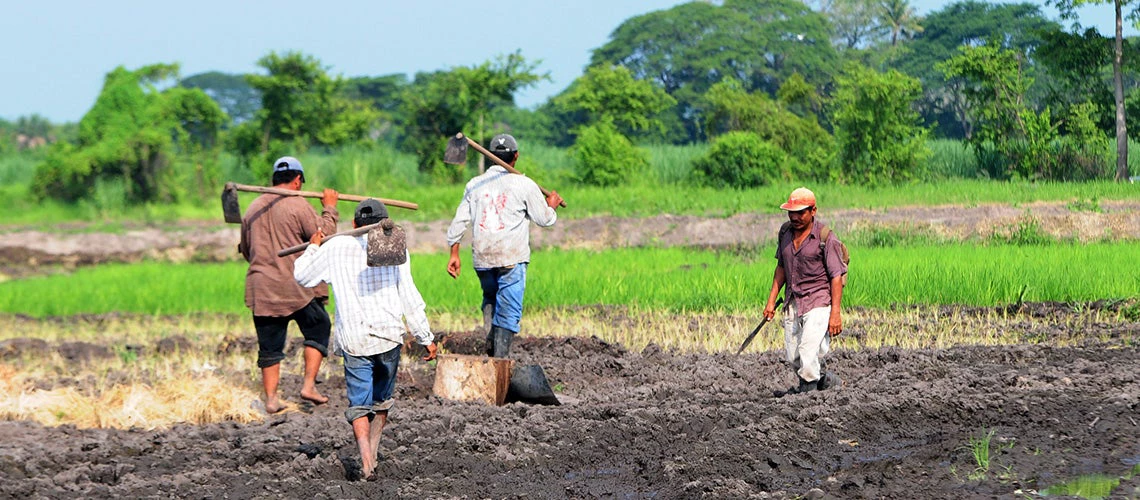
[692,131,788,188]
[571,121,647,186]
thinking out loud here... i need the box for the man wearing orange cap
[763,187,848,396]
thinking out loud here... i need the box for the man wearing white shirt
[446,133,564,358]
[294,199,438,480]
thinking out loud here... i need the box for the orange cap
[779,187,816,211]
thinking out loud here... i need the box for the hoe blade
[443,133,469,165]
[506,364,560,406]
[221,182,242,224]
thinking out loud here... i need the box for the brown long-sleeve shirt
[239,194,338,317]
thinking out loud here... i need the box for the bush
[692,131,788,188]
[572,121,647,186]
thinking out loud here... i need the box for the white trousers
[782,299,831,383]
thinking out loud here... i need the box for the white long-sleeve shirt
[293,234,432,357]
[446,165,557,269]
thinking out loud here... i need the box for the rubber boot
[774,376,817,397]
[482,304,496,357]
[489,325,514,358]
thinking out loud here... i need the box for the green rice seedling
[1042,474,1120,499]
[3,242,1139,317]
[964,429,995,480]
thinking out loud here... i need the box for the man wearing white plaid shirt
[294,198,438,480]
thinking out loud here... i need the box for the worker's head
[354,198,389,228]
[779,187,816,229]
[271,156,305,187]
[488,133,519,166]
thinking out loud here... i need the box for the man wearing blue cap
[238,156,339,413]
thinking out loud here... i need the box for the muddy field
[1,322,1138,499]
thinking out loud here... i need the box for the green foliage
[589,0,837,141]
[703,78,832,179]
[926,139,978,178]
[692,132,787,188]
[894,1,1059,139]
[833,64,931,184]
[572,121,647,186]
[234,51,380,173]
[399,52,545,179]
[553,65,676,137]
[31,64,226,203]
[938,42,1105,180]
[180,71,261,125]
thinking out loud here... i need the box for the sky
[1,0,1130,123]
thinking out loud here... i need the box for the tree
[893,1,1059,138]
[231,51,379,173]
[341,74,409,141]
[181,71,261,124]
[703,77,833,179]
[398,53,545,179]
[590,0,837,141]
[1051,0,1140,181]
[832,63,931,184]
[938,42,1073,179]
[32,64,226,203]
[825,0,887,50]
[553,65,676,137]
[879,0,924,46]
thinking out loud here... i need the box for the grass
[964,429,996,480]
[1,141,1139,228]
[1,243,1138,317]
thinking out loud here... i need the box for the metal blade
[736,297,783,355]
[443,132,469,165]
[221,182,242,224]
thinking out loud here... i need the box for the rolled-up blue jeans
[342,344,401,423]
[476,263,527,333]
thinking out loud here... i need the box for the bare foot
[300,388,328,405]
[264,397,286,414]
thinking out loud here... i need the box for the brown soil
[2,319,1138,498]
[2,201,1138,276]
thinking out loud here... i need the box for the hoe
[220,182,419,224]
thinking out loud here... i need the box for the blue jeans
[476,263,527,333]
[342,345,401,423]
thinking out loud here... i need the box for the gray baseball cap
[355,198,389,222]
[489,134,518,153]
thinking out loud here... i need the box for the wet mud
[2,328,1138,498]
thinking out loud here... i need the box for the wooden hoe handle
[230,183,418,210]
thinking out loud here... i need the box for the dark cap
[354,198,389,222]
[489,134,518,153]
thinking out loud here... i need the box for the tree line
[5,0,1139,206]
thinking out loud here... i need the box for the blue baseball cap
[273,156,305,182]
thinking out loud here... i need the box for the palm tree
[879,0,923,46]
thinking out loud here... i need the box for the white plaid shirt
[293,234,432,357]
[446,165,557,269]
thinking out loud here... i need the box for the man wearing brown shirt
[238,156,339,413]
[763,187,847,396]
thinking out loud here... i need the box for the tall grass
[2,141,1139,227]
[2,242,1136,317]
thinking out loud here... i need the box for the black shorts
[253,299,331,368]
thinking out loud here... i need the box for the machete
[736,297,784,355]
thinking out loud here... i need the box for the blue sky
[1,0,1128,123]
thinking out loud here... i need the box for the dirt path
[2,201,1138,276]
[1,330,1137,498]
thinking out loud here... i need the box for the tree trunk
[1114,0,1129,181]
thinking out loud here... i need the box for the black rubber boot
[774,377,817,397]
[489,325,515,358]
